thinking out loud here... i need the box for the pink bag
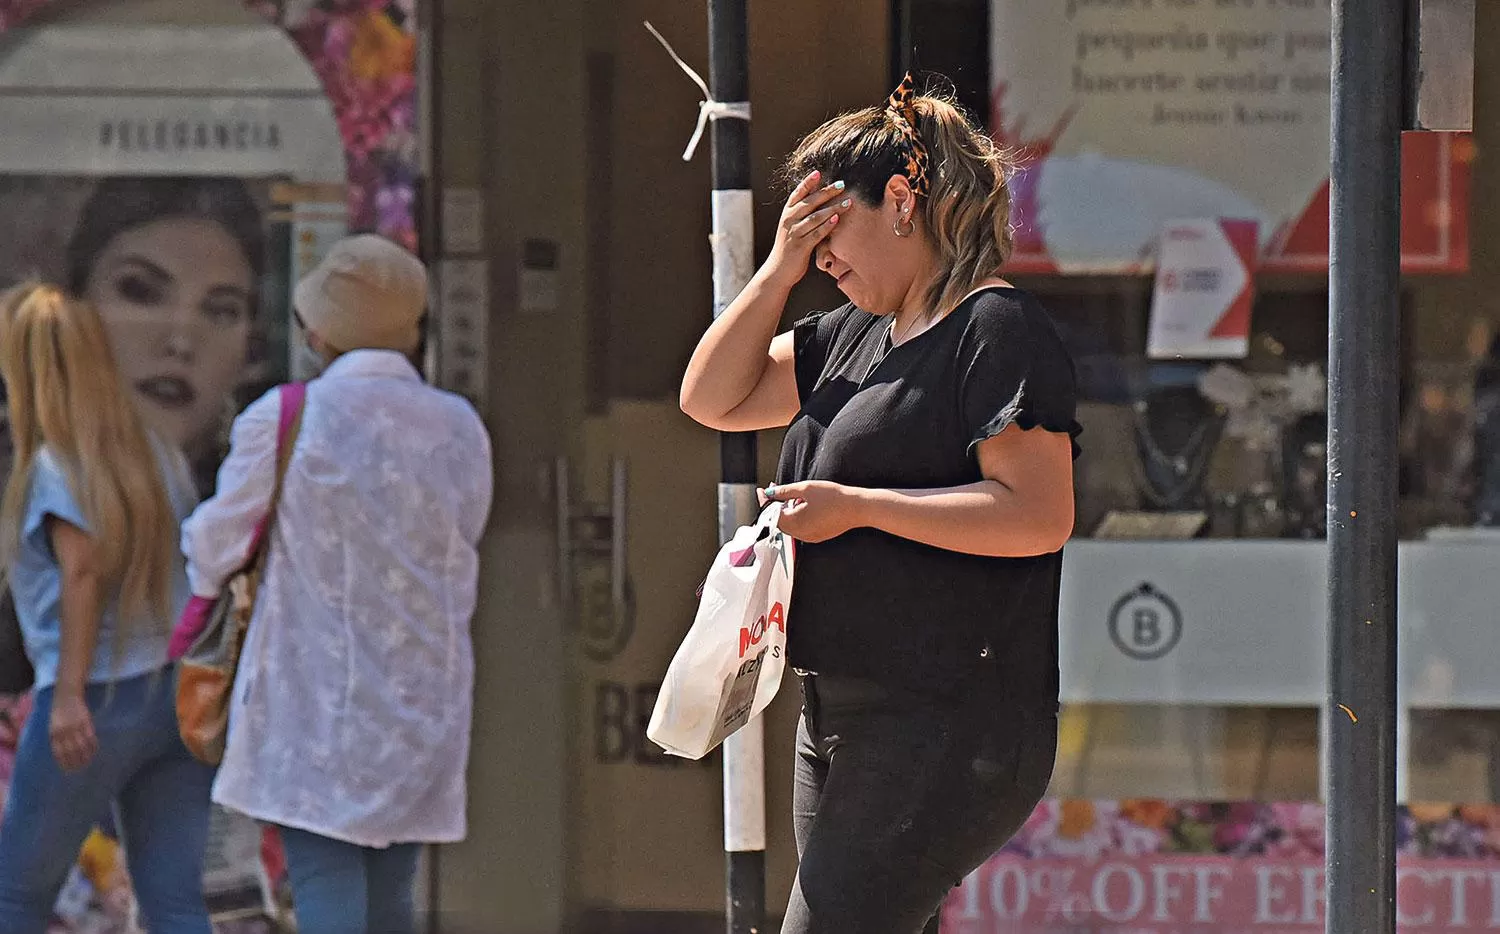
[172,383,305,764]
[169,383,306,660]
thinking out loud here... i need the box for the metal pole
[1326,1,1404,932]
[706,1,763,932]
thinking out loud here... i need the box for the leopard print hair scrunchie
[886,72,931,197]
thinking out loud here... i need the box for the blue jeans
[0,668,215,934]
[280,826,421,934]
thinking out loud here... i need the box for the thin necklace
[863,327,893,384]
[863,309,926,384]
[869,282,998,381]
[891,308,927,346]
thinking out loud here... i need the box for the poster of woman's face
[0,174,279,491]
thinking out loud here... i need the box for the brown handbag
[176,383,305,765]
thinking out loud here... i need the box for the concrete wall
[429,0,586,931]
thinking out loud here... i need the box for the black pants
[783,674,1057,934]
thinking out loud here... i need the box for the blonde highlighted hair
[781,81,1017,318]
[0,283,177,636]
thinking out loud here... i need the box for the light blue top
[11,443,197,690]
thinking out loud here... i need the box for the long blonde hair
[0,283,177,633]
[781,81,1017,318]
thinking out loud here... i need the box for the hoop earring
[894,213,914,238]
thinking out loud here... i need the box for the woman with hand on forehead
[680,75,1082,933]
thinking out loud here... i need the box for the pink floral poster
[245,0,420,251]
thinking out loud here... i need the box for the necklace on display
[1132,401,1219,508]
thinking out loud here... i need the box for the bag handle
[755,501,784,535]
[728,503,786,566]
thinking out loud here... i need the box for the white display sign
[442,187,485,255]
[0,25,344,181]
[437,259,490,411]
[1147,218,1257,359]
[1060,540,1325,707]
[1059,540,1500,710]
[0,97,346,180]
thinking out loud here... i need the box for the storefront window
[1050,704,1321,802]
[1032,284,1488,544]
[1410,710,1500,804]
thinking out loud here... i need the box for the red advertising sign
[1147,218,1259,360]
[944,856,1500,933]
[943,799,1500,933]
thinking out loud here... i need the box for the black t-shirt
[776,287,1081,707]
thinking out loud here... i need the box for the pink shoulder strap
[241,382,307,555]
[169,381,308,660]
[277,382,307,448]
[257,382,307,542]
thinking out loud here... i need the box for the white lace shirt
[182,350,493,847]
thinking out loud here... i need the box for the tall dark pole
[1326,2,1404,933]
[706,2,764,933]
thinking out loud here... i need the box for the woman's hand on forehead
[764,171,852,291]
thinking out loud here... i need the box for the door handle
[553,455,633,659]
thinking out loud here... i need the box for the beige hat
[294,234,428,354]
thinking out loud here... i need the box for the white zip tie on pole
[645,21,752,161]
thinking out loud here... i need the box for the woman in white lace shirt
[180,236,493,934]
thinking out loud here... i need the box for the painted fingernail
[829,215,840,224]
[833,180,846,190]
[841,198,852,208]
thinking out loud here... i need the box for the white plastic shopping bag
[648,502,795,760]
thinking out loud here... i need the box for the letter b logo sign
[1109,583,1182,661]
[1133,606,1161,646]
